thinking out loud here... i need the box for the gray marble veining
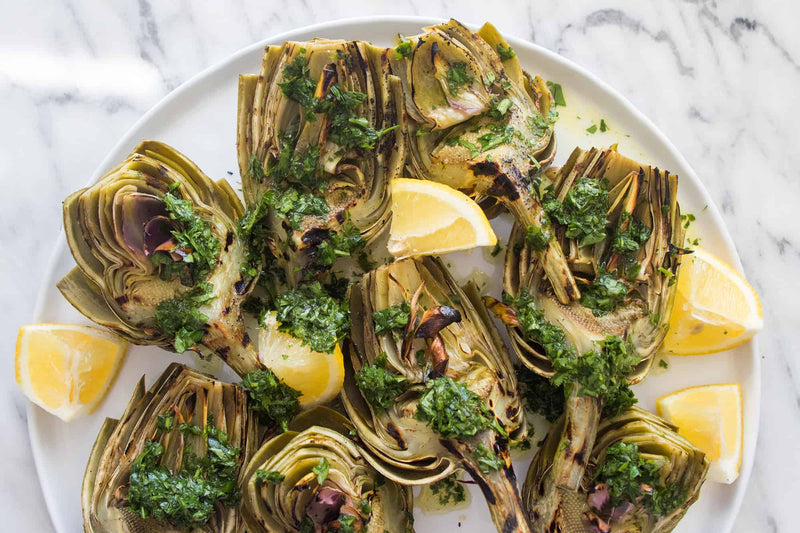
[1,0,798,531]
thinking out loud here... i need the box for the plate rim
[27,15,760,533]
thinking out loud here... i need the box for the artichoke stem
[505,196,580,305]
[202,318,262,376]
[551,389,601,491]
[443,436,532,533]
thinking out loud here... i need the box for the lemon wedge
[663,247,762,355]
[15,324,127,421]
[387,178,497,258]
[656,383,742,483]
[258,311,344,408]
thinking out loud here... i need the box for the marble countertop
[2,0,797,531]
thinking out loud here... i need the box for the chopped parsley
[128,420,241,528]
[516,366,565,422]
[528,109,559,136]
[496,43,516,60]
[543,177,610,247]
[238,231,286,306]
[550,335,639,416]
[312,457,330,484]
[315,221,365,267]
[241,369,300,431]
[416,377,494,439]
[359,499,372,515]
[270,189,329,229]
[504,292,638,416]
[267,134,321,190]
[445,122,518,158]
[372,301,411,335]
[446,62,474,95]
[503,291,573,363]
[658,358,669,369]
[473,443,504,473]
[477,124,515,152]
[600,119,608,132]
[490,241,503,258]
[488,97,513,120]
[154,282,216,353]
[593,441,686,517]
[242,187,330,235]
[429,474,466,506]
[274,282,350,353]
[249,154,265,181]
[355,353,409,411]
[525,224,552,251]
[157,187,221,284]
[300,517,315,533]
[445,136,479,158]
[611,213,651,278]
[335,514,357,532]
[255,469,285,485]
[546,81,567,107]
[396,35,414,59]
[586,124,598,134]
[681,212,696,228]
[319,85,398,151]
[580,272,629,316]
[278,55,318,119]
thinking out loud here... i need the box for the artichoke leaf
[82,363,258,533]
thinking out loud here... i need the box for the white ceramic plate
[30,16,759,533]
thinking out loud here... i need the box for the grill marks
[386,422,406,449]
[487,174,520,201]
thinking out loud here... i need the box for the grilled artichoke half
[341,256,529,533]
[523,407,709,533]
[82,363,258,533]
[58,141,260,376]
[497,147,684,491]
[241,406,414,532]
[391,19,579,304]
[237,38,405,284]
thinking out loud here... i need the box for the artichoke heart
[391,19,580,304]
[82,363,258,533]
[341,256,530,533]
[523,406,709,533]
[237,38,405,284]
[58,140,261,376]
[499,147,685,493]
[241,406,414,532]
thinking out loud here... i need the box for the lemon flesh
[663,247,762,355]
[657,383,742,483]
[388,178,496,258]
[258,312,344,408]
[15,324,126,421]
